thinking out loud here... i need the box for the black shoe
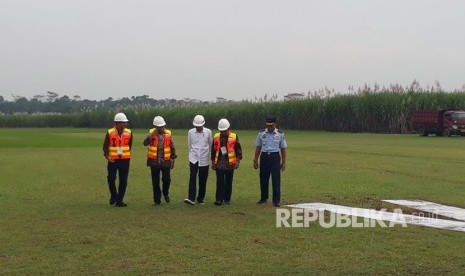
[224,201,230,205]
[184,199,195,205]
[214,201,222,206]
[197,199,205,205]
[257,199,267,204]
[273,203,280,207]
[109,197,116,205]
[115,202,127,207]
[153,202,161,206]
[164,196,170,203]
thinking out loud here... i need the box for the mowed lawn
[1,128,465,275]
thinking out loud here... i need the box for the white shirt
[188,127,212,167]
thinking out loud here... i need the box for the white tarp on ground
[382,199,465,222]
[285,202,465,232]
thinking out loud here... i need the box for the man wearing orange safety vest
[211,118,242,205]
[143,116,177,205]
[103,112,133,207]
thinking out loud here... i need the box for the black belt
[261,152,279,156]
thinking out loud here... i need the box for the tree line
[2,83,465,133]
[0,92,219,115]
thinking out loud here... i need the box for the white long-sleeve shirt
[188,127,212,167]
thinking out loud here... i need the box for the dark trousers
[107,159,130,204]
[259,152,281,204]
[215,169,234,203]
[188,162,209,202]
[150,166,171,203]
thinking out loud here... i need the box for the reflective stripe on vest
[147,128,172,160]
[213,132,237,165]
[107,127,132,159]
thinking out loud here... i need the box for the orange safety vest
[213,132,237,165]
[107,127,132,159]
[147,128,172,160]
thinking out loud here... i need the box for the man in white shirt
[184,115,212,205]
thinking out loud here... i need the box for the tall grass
[2,91,465,133]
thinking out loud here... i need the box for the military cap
[265,115,277,125]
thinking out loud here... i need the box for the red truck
[412,109,465,136]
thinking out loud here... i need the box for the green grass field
[1,128,465,275]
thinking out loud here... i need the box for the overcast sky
[1,0,464,101]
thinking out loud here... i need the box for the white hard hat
[153,116,166,127]
[193,115,205,127]
[114,112,129,122]
[218,118,230,131]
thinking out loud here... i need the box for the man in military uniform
[253,115,287,207]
